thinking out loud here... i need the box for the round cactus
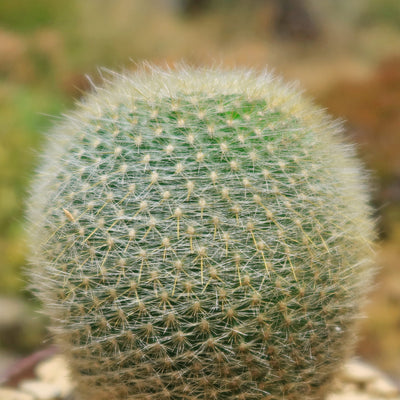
[27,65,375,400]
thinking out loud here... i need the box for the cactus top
[27,65,375,400]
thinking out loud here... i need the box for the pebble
[35,356,73,397]
[342,359,381,384]
[35,356,66,383]
[0,387,34,400]
[20,380,63,400]
[326,392,376,400]
[368,376,400,398]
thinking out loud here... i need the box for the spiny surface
[27,67,375,400]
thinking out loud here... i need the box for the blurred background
[0,0,399,384]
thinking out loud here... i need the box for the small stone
[35,355,73,396]
[35,355,69,382]
[336,382,360,393]
[342,359,380,384]
[20,380,62,399]
[326,392,375,400]
[0,388,34,400]
[368,376,400,398]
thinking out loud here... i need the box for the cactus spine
[27,65,375,400]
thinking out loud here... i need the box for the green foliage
[0,0,76,32]
[0,83,65,294]
[27,66,375,399]
[362,0,400,27]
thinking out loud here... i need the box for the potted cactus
[26,65,375,400]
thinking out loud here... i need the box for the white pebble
[342,359,380,384]
[35,355,74,396]
[326,392,373,400]
[0,388,34,400]
[20,380,63,400]
[368,376,400,398]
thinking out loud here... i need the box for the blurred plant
[0,0,76,32]
[273,0,319,40]
[0,85,65,295]
[319,56,400,239]
[27,65,375,400]
[361,0,400,27]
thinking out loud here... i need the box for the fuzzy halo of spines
[26,65,375,400]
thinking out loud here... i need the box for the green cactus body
[27,66,375,400]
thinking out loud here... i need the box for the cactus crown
[27,65,375,400]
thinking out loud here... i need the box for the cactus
[27,65,375,400]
